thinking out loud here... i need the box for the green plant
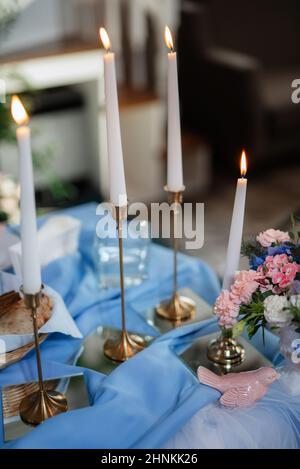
[234,290,271,342]
[0,1,20,37]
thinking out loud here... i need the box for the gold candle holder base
[19,390,68,427]
[156,292,195,324]
[18,288,68,426]
[180,331,272,377]
[104,330,145,363]
[155,187,195,325]
[207,330,245,371]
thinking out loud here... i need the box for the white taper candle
[165,25,184,192]
[100,27,127,207]
[11,96,41,294]
[222,151,248,290]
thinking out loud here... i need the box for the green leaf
[262,324,266,346]
[241,239,265,259]
[247,323,261,339]
[291,246,300,258]
[290,213,296,228]
[232,320,246,338]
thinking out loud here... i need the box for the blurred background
[0,0,299,277]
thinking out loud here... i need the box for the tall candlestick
[164,25,184,192]
[99,27,127,207]
[11,96,41,294]
[99,28,145,361]
[222,151,248,290]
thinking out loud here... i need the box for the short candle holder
[207,328,245,372]
[19,288,68,426]
[155,187,195,324]
[103,205,146,362]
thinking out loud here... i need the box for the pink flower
[214,290,240,329]
[260,254,299,293]
[265,254,286,272]
[272,273,290,290]
[272,272,285,285]
[256,229,290,247]
[258,279,273,293]
[278,277,292,290]
[231,270,260,304]
[282,263,299,280]
[271,254,289,268]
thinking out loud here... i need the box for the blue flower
[250,255,265,270]
[267,244,291,257]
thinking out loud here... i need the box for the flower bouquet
[214,225,300,367]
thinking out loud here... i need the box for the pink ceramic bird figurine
[197,366,279,407]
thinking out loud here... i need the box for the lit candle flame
[11,95,29,126]
[240,150,247,178]
[99,27,111,51]
[164,25,174,51]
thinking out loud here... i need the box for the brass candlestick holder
[19,288,68,426]
[155,188,195,324]
[103,205,146,362]
[207,328,245,372]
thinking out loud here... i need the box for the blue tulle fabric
[164,380,300,449]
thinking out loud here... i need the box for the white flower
[0,178,17,198]
[263,295,293,327]
[290,295,300,308]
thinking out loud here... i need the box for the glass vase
[93,218,150,289]
[280,324,300,370]
[277,323,300,395]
